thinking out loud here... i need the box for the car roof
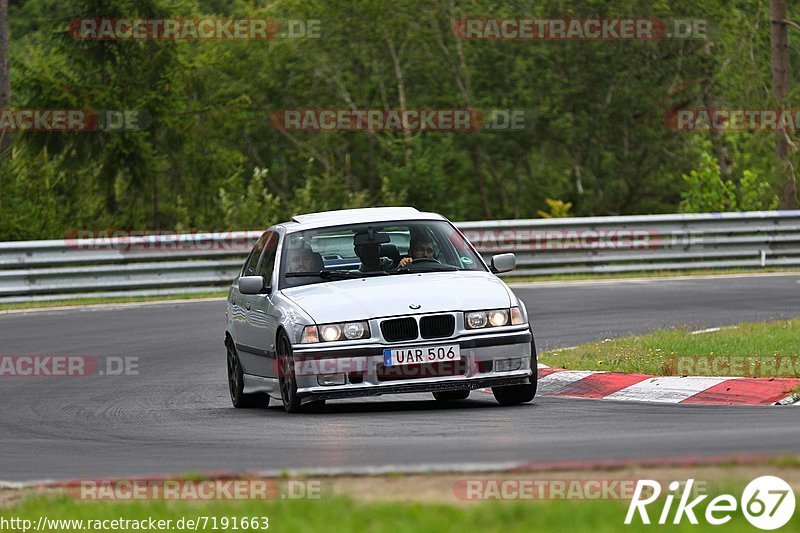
[279,207,446,233]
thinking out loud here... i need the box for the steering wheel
[411,257,440,264]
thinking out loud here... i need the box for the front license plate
[383,344,461,366]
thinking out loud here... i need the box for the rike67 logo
[626,476,795,530]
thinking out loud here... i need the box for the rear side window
[241,233,268,277]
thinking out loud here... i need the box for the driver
[398,236,435,268]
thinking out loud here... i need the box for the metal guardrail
[1,211,799,302]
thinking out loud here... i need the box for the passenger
[288,248,316,272]
[398,236,436,268]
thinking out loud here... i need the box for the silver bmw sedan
[225,206,537,412]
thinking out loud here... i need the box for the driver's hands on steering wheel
[398,256,439,269]
[398,257,413,268]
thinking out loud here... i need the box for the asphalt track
[1,274,799,482]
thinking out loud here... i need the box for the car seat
[309,251,325,271]
[379,243,401,267]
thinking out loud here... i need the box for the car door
[238,230,280,377]
[231,232,268,370]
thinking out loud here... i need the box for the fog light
[494,358,521,372]
[317,373,346,386]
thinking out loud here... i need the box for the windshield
[279,220,486,289]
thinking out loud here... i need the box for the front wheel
[492,381,537,405]
[492,342,538,406]
[227,341,269,408]
[277,333,304,413]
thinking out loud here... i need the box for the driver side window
[242,233,268,277]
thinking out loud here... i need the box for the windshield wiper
[390,265,459,274]
[285,270,387,280]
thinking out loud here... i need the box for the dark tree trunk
[0,0,11,157]
[0,0,9,214]
[770,0,797,208]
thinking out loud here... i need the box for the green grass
[541,319,800,377]
[5,493,794,533]
[0,291,227,312]
[507,266,800,283]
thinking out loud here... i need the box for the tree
[0,0,10,156]
[0,0,8,216]
[770,0,797,209]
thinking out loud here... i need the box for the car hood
[281,271,512,323]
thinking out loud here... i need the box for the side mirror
[239,276,267,294]
[491,253,516,274]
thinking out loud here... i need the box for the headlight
[343,322,367,339]
[488,309,509,327]
[320,324,342,342]
[466,311,488,329]
[305,321,370,342]
[465,308,513,329]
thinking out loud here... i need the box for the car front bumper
[290,328,534,401]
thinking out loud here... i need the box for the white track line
[690,327,721,335]
[510,271,800,288]
[689,326,739,335]
[0,297,225,316]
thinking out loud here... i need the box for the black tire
[227,340,269,408]
[492,340,538,406]
[433,390,470,401]
[492,381,537,405]
[277,333,304,413]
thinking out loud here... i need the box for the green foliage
[1,0,798,240]
[218,167,283,231]
[537,199,573,218]
[739,169,779,211]
[679,148,778,213]
[679,151,737,212]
